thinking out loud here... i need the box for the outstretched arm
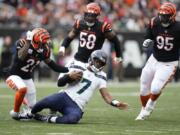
[100,87,128,110]
[44,59,69,73]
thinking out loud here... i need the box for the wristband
[110,99,120,107]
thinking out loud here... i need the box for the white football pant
[140,54,178,96]
[6,75,36,108]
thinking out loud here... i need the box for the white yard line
[47,133,73,135]
[125,129,166,134]
[0,81,180,88]
[0,95,13,98]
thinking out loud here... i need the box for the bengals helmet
[29,28,51,50]
[88,50,107,73]
[158,2,176,26]
[84,2,101,26]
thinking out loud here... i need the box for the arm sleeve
[47,60,69,73]
[109,36,122,58]
[61,37,73,48]
[61,19,80,48]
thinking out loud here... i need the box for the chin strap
[161,23,170,27]
[86,22,95,27]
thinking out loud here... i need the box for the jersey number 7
[77,78,92,94]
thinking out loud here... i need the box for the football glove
[114,57,123,63]
[111,99,128,110]
[59,46,65,56]
[143,39,154,48]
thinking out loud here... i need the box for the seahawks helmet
[88,50,107,73]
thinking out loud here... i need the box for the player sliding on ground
[18,50,128,124]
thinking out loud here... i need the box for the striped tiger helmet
[158,2,176,26]
[84,2,101,27]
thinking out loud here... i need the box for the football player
[59,2,123,69]
[6,28,69,120]
[136,2,180,120]
[19,50,128,124]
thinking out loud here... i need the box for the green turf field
[0,82,180,135]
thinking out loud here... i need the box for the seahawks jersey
[10,39,50,79]
[145,17,180,62]
[73,19,112,63]
[64,68,107,110]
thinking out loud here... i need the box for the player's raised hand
[59,46,65,56]
[113,57,123,64]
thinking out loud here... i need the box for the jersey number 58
[80,32,96,50]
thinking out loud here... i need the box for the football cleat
[135,107,153,121]
[10,110,20,120]
[10,108,33,121]
[33,114,53,123]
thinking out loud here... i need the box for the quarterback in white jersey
[65,65,107,110]
[19,50,128,124]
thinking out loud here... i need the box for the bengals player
[6,28,68,120]
[59,2,123,69]
[136,2,180,120]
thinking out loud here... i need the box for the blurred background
[0,0,180,82]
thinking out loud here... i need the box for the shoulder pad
[73,19,81,29]
[101,22,112,33]
[95,71,107,81]
[149,17,158,28]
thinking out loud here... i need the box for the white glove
[26,31,33,40]
[59,46,65,56]
[114,57,123,63]
[143,39,154,48]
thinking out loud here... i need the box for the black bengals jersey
[9,39,50,79]
[145,17,180,62]
[73,19,112,63]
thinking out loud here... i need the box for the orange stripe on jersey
[102,22,107,33]
[106,23,111,30]
[44,45,50,58]
[150,17,155,28]
[76,20,80,29]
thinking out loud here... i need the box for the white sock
[49,116,57,123]
[145,99,156,110]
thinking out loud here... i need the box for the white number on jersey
[156,36,174,51]
[21,59,40,72]
[80,32,96,49]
